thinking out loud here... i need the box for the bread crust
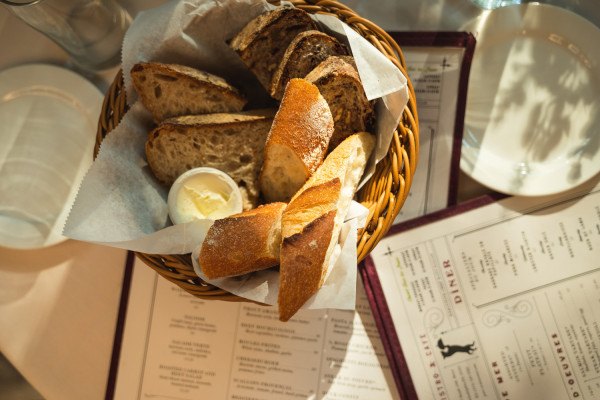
[278,208,337,322]
[281,178,340,238]
[266,79,332,168]
[270,30,348,100]
[131,62,246,122]
[259,78,334,203]
[293,132,375,199]
[230,6,316,90]
[199,202,286,279]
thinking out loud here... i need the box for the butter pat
[168,168,243,224]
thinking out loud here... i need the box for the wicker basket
[95,0,419,301]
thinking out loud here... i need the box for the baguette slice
[230,6,317,91]
[199,202,286,279]
[145,109,276,209]
[278,132,376,321]
[131,62,247,122]
[259,78,334,203]
[270,30,348,100]
[305,56,374,151]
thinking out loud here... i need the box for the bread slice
[199,202,286,279]
[278,132,376,321]
[270,31,348,100]
[230,6,316,91]
[131,62,247,122]
[259,78,334,203]
[145,109,276,209]
[305,56,374,151]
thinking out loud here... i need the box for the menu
[112,262,397,400]
[106,33,475,400]
[394,48,460,222]
[392,32,474,223]
[365,181,600,400]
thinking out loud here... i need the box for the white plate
[0,64,102,249]
[461,4,600,196]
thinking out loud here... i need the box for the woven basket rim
[95,0,419,300]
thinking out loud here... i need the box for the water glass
[1,0,131,71]
[471,0,522,9]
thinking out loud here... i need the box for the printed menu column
[395,48,462,222]
[227,305,326,399]
[383,238,495,400]
[139,282,239,398]
[317,285,398,399]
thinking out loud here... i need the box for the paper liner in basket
[63,0,408,310]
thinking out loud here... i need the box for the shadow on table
[0,352,43,400]
[1,242,127,399]
[317,290,398,398]
[0,240,90,305]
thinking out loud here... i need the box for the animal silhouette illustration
[437,338,476,359]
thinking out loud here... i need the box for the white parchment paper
[63,0,408,308]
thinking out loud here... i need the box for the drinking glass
[1,0,131,71]
[471,0,522,9]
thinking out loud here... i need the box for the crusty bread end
[279,204,338,322]
[199,202,286,279]
[260,78,334,203]
[278,132,376,321]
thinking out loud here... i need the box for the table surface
[1,1,599,399]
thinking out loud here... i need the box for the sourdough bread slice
[230,6,316,91]
[131,62,247,122]
[259,78,334,203]
[146,109,276,209]
[270,30,348,100]
[305,56,374,151]
[199,202,286,279]
[278,132,376,321]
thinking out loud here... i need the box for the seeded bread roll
[278,132,376,321]
[145,109,275,209]
[230,6,317,91]
[199,202,286,279]
[131,62,246,122]
[305,56,374,151]
[259,78,334,203]
[270,30,348,100]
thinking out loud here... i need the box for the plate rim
[460,3,600,197]
[0,63,103,250]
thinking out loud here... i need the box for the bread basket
[95,0,419,301]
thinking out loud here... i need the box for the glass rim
[1,0,44,6]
